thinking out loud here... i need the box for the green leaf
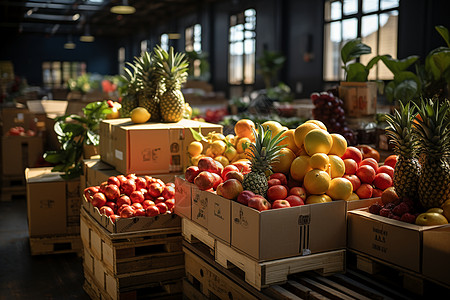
[394,79,419,101]
[384,81,396,103]
[436,25,450,47]
[189,127,207,142]
[43,152,63,163]
[346,63,368,82]
[425,47,450,80]
[87,130,99,146]
[341,38,371,65]
[380,55,419,75]
[365,55,382,72]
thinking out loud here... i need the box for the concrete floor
[0,196,89,300]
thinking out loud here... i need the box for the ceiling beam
[0,1,104,11]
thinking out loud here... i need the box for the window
[118,47,125,75]
[42,61,86,87]
[141,40,148,54]
[228,8,256,88]
[185,24,202,53]
[323,0,399,81]
[161,34,169,51]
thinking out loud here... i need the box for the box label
[115,149,123,160]
[191,188,208,227]
[372,225,388,253]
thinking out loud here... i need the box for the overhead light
[110,0,135,14]
[72,13,80,21]
[64,35,76,49]
[80,24,95,42]
[26,9,33,16]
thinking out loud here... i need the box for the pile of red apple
[7,126,36,137]
[341,146,397,199]
[83,174,176,223]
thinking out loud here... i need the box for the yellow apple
[427,207,444,214]
[415,212,448,226]
[441,200,450,222]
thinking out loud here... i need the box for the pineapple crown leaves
[412,98,450,156]
[153,45,189,84]
[247,124,287,170]
[385,101,419,155]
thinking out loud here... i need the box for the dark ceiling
[0,0,216,37]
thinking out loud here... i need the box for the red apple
[221,164,240,180]
[148,182,164,197]
[341,146,363,165]
[131,202,144,210]
[120,206,135,218]
[287,177,301,189]
[142,200,155,209]
[356,165,376,184]
[109,215,120,223]
[116,175,127,186]
[372,188,383,197]
[127,173,138,180]
[117,204,130,215]
[165,199,175,211]
[107,176,121,187]
[343,174,361,191]
[268,178,281,187]
[198,156,221,174]
[162,185,176,199]
[272,199,291,209]
[285,195,304,207]
[92,192,107,208]
[105,201,118,213]
[99,206,115,216]
[156,202,168,214]
[194,171,215,191]
[121,178,136,196]
[269,173,288,185]
[248,196,271,211]
[373,173,393,190]
[343,158,358,175]
[99,181,108,194]
[130,190,144,203]
[384,155,398,169]
[134,208,147,216]
[356,183,373,199]
[359,158,379,172]
[211,173,223,190]
[84,186,99,202]
[166,182,175,188]
[154,196,165,204]
[377,165,394,179]
[266,185,288,202]
[216,179,243,200]
[237,190,255,206]
[289,187,306,201]
[141,188,151,200]
[185,166,201,183]
[223,171,244,182]
[146,205,160,217]
[117,195,131,207]
[104,184,120,201]
[135,177,147,190]
[232,160,251,174]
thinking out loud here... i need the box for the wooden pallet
[81,208,184,276]
[29,235,82,256]
[182,218,346,290]
[348,250,450,297]
[83,259,183,300]
[1,174,26,201]
[183,241,425,300]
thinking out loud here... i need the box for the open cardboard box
[422,225,450,286]
[3,135,43,176]
[99,118,222,175]
[174,176,192,219]
[347,208,449,273]
[231,200,347,261]
[26,167,80,237]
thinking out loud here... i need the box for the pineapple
[153,46,189,122]
[385,102,421,201]
[119,62,139,117]
[134,51,161,122]
[242,124,286,197]
[412,98,450,209]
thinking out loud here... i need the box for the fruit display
[83,174,176,222]
[6,126,36,137]
[310,91,356,145]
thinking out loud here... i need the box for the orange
[326,177,353,200]
[304,129,333,156]
[271,147,296,174]
[305,119,327,131]
[294,122,320,148]
[130,107,151,123]
[277,129,300,153]
[290,155,312,182]
[328,133,347,157]
[236,137,252,154]
[305,194,332,204]
[328,155,345,178]
[304,169,331,195]
[234,119,255,139]
[310,153,330,171]
[296,145,308,156]
[261,121,284,138]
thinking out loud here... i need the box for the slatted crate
[182,217,346,290]
[29,234,82,256]
[1,174,26,201]
[80,208,185,300]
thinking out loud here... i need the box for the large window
[185,24,202,53]
[228,8,256,87]
[323,0,399,81]
[42,61,86,87]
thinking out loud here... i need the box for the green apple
[415,212,448,226]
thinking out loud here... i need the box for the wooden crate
[182,218,346,290]
[29,235,82,256]
[80,208,184,275]
[83,252,183,300]
[184,241,424,300]
[1,174,26,201]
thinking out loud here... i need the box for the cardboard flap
[27,100,68,115]
[26,167,64,183]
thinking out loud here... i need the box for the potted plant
[257,50,286,89]
[43,101,112,179]
[339,38,383,118]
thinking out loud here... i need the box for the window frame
[42,61,86,88]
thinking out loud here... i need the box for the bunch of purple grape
[310,92,356,145]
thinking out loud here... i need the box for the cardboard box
[231,200,347,261]
[339,82,377,117]
[99,118,222,175]
[26,167,80,237]
[422,225,450,286]
[347,208,447,273]
[191,185,209,228]
[346,197,381,211]
[1,107,36,134]
[174,176,192,219]
[2,135,43,175]
[207,190,231,243]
